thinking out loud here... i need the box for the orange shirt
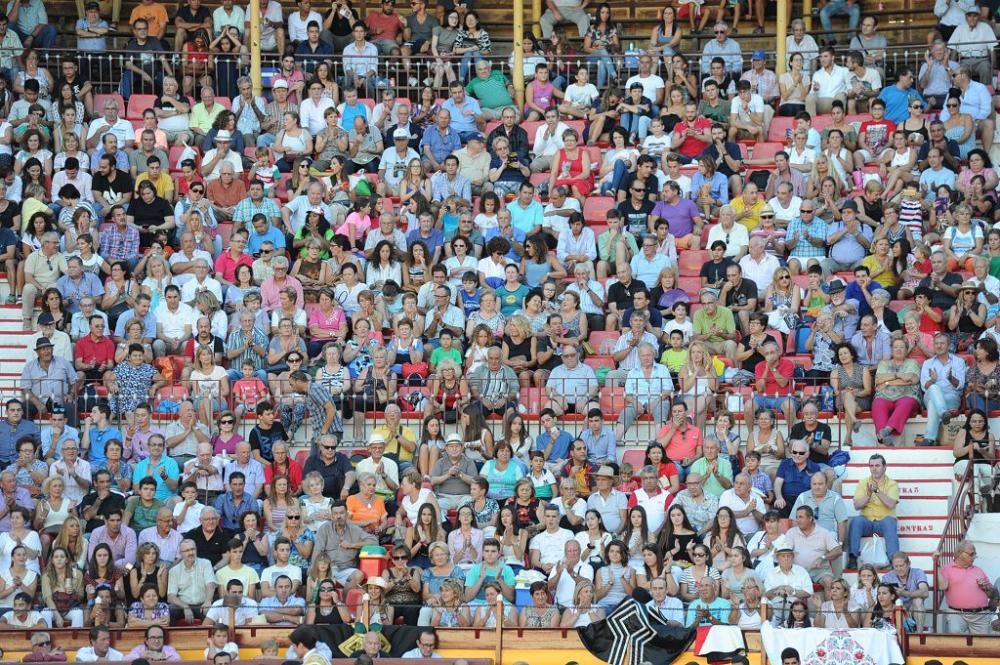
[346,494,387,527]
[129,2,169,36]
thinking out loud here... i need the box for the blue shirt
[442,97,482,134]
[879,84,927,124]
[844,280,881,318]
[40,425,80,459]
[0,419,40,465]
[508,199,544,235]
[776,457,821,502]
[483,226,525,262]
[85,425,122,466]
[580,425,617,464]
[406,228,444,260]
[132,455,181,502]
[534,430,574,464]
[339,102,370,132]
[114,307,158,339]
[495,283,529,316]
[294,40,333,74]
[420,126,463,165]
[213,491,260,530]
[247,225,287,255]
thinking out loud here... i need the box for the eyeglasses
[191,188,205,194]
[714,29,726,34]
[392,554,409,560]
[631,187,645,193]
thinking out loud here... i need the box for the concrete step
[841,478,954,501]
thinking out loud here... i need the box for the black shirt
[92,169,135,205]
[700,257,735,288]
[302,452,354,498]
[699,141,743,177]
[789,421,833,464]
[737,333,777,372]
[918,272,963,310]
[175,4,211,34]
[723,278,758,310]
[617,172,659,205]
[249,422,289,463]
[128,195,174,231]
[607,278,646,313]
[616,198,656,237]
[78,491,127,533]
[486,124,530,162]
[183,525,233,565]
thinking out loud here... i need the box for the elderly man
[918,40,959,109]
[56,257,104,316]
[746,339,799,427]
[420,109,463,173]
[656,401,703,479]
[466,60,515,121]
[673,473,719,533]
[738,237,781,296]
[785,505,841,598]
[629,465,674,533]
[0,470,33,531]
[847,453,899,569]
[468,347,519,418]
[920,332,966,446]
[21,337,78,421]
[615,343,673,442]
[764,537,813,622]
[719,473,765,535]
[941,64,995,163]
[686,579,731,627]
[693,290,739,358]
[429,433,477,511]
[792,472,848,545]
[315,500,376,590]
[355,435,400,506]
[223,442,266,498]
[182,442,225,503]
[700,23,742,75]
[882,551,930,630]
[545,345,598,417]
[303,433,355,499]
[547,539,594,610]
[200,130,243,181]
[22,232,67,330]
[138,506,184,564]
[206,164,246,221]
[937,540,993,634]
[184,506,230,565]
[167,537,217,622]
[774,440,821,517]
[689,437,733,498]
[586,465,627,535]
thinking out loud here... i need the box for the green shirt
[430,346,462,367]
[125,496,165,531]
[465,71,513,110]
[660,348,688,373]
[688,456,734,497]
[697,99,731,126]
[693,305,736,342]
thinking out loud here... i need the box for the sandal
[5,294,14,305]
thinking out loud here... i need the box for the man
[289,626,330,665]
[728,79,768,144]
[420,109,462,173]
[785,505,841,598]
[455,133,491,195]
[845,50,883,115]
[850,313,891,368]
[546,539,593,609]
[466,60,515,120]
[260,574,306,623]
[917,141,959,194]
[653,181,704,251]
[700,22,741,75]
[673,472,719,533]
[120,19,173,100]
[184,506,230,565]
[22,232,67,330]
[686,579,731,627]
[539,0,590,38]
[577,410,616,469]
[937,540,993,634]
[201,131,243,181]
[401,629,441,660]
[204,578,259,626]
[792,472,848,545]
[780,648,802,665]
[138,506,183,564]
[302,433,354,499]
[314,500,376,590]
[422,285,466,355]
[615,343,673,441]
[948,7,997,87]
[586,465,627,534]
[124,626,180,661]
[763,537,813,621]
[630,235,672,287]
[179,260,223,306]
[846,453,899,569]
[821,200,872,275]
[294,21,332,74]
[41,405,79,461]
[917,332,966,447]
[224,441,265,497]
[163,400,208,467]
[656,401,703,477]
[688,437,733,498]
[153,285,194,357]
[464,537,516,604]
[281,371,339,440]
[213,470,258,530]
[78,469,126,532]
[99,206,140,268]
[20,337,77,421]
[442,81,484,143]
[774,441,821,517]
[486,106,529,162]
[819,0,860,45]
[131,434,179,501]
[646,576,685,625]
[882,551,930,630]
[0,470,33,531]
[697,79,731,126]
[87,508,137,567]
[940,65,995,154]
[468,347,519,417]
[739,237,781,296]
[529,506,574,574]
[807,46,850,116]
[918,40,960,109]
[719,472,765,535]
[628,465,674,533]
[693,289,738,358]
[429,433,477,511]
[74,626,123,661]
[918,250,964,311]
[778,192,821,272]
[167,538,216,621]
[671,101,713,162]
[74,316,115,394]
[182,442,224,503]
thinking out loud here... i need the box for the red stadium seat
[678,250,707,276]
[767,116,795,143]
[522,121,544,147]
[621,449,646,472]
[599,387,626,414]
[295,449,309,467]
[126,94,157,120]
[750,142,786,162]
[585,355,616,371]
[583,197,615,223]
[588,330,621,355]
[678,276,702,297]
[216,97,232,110]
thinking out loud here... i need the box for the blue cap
[752,49,766,60]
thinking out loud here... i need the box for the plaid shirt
[99,224,140,261]
[233,196,282,226]
[225,327,269,370]
[786,216,829,260]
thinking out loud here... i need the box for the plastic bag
[860,534,889,568]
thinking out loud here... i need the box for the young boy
[232,360,270,420]
[527,450,557,500]
[248,147,280,196]
[744,451,774,505]
[204,623,240,659]
[429,330,462,370]
[641,118,671,159]
[660,330,689,376]
[173,481,207,531]
[457,271,482,317]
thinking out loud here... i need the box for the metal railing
[931,460,977,634]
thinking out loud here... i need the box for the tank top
[42,497,72,531]
[531,81,556,111]
[313,605,345,625]
[524,259,552,288]
[504,335,533,362]
[435,380,462,411]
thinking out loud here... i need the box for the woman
[831,342,873,446]
[520,235,566,290]
[763,267,801,333]
[860,238,900,296]
[574,510,612,570]
[350,347,396,442]
[269,289,308,338]
[14,49,54,99]
[0,507,41,573]
[431,578,471,627]
[421,542,463,606]
[714,411,742,468]
[306,578,352,625]
[595,540,636,610]
[348,115,383,175]
[649,267,688,316]
[864,584,903,630]
[816,577,860,629]
[899,311,934,362]
[431,11,462,88]
[621,506,656,569]
[127,583,170,627]
[479,442,523,503]
[455,10,491,82]
[406,503,444,569]
[691,155,729,217]
[464,478,500,531]
[421,359,466,424]
[657,504,698,566]
[549,128,593,202]
[942,204,984,272]
[188,345,229,428]
[101,261,140,331]
[473,582,516,627]
[139,254,172,311]
[466,290,506,342]
[948,282,987,350]
[720,546,758,604]
[966,337,1000,413]
[263,474,297,533]
[953,408,996,487]
[778,52,810,116]
[403,240,430,293]
[15,131,52,176]
[649,6,681,65]
[367,240,403,293]
[496,505,529,570]
[0,545,38,608]
[209,31,243,99]
[42,546,85,628]
[502,315,538,388]
[635,545,677,592]
[958,148,999,195]
[678,543,722,602]
[313,62,341,103]
[53,515,88,571]
[676,341,717,431]
[448,504,484,569]
[583,3,618,88]
[362,576,394,625]
[34,477,76,556]
[384,544,423,625]
[785,599,812,628]
[84,543,124,602]
[347,472,389,538]
[872,337,921,446]
[293,215,334,270]
[235,512,270,574]
[558,290,588,350]
[597,128,640,198]
[729,576,764,629]
[746,409,786,479]
[942,96,977,159]
[703,508,747,572]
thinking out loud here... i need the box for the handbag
[860,534,889,568]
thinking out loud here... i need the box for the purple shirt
[125,645,180,661]
[87,523,138,568]
[652,199,700,237]
[0,487,35,531]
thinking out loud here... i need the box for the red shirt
[859,119,896,153]
[214,250,254,284]
[755,358,795,396]
[656,423,704,463]
[75,335,116,366]
[919,307,945,333]
[674,117,713,158]
[366,11,403,41]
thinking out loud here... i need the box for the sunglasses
[791,450,807,455]
[321,445,335,450]
[221,419,234,424]
[714,29,726,34]
[191,188,205,194]
[319,586,335,591]
[392,554,409,560]
[286,515,301,520]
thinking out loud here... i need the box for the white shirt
[707,223,750,258]
[530,528,574,567]
[342,41,380,77]
[624,73,666,103]
[287,9,322,42]
[556,228,597,264]
[169,249,214,286]
[936,0,977,26]
[180,276,223,304]
[739,252,782,294]
[533,122,570,158]
[49,457,92,503]
[767,195,803,224]
[76,647,124,662]
[542,197,581,237]
[154,302,196,338]
[200,148,243,181]
[812,64,850,98]
[947,21,998,58]
[548,560,594,608]
[86,117,135,146]
[564,280,605,316]
[764,563,813,596]
[300,96,336,136]
[564,82,599,108]
[205,597,259,625]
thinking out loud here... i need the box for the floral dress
[109,362,157,414]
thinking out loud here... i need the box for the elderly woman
[108,344,163,427]
[872,337,921,446]
[350,347,397,443]
[347,472,390,538]
[901,310,934,359]
[424,358,469,423]
[966,337,1000,413]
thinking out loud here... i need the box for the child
[232,360,269,420]
[248,147,280,196]
[897,185,925,243]
[473,192,500,232]
[801,265,829,321]
[898,243,930,300]
[744,451,774,506]
[663,301,693,342]
[174,481,207,531]
[465,324,492,374]
[176,158,204,197]
[457,271,482,317]
[660,330,688,377]
[260,639,280,658]
[429,330,462,370]
[528,450,557,500]
[641,118,671,159]
[615,462,639,494]
[204,623,239,659]
[913,285,945,332]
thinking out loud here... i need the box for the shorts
[754,394,800,413]
[333,567,361,586]
[808,565,834,583]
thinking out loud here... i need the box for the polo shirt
[75,335,116,368]
[755,358,795,396]
[131,455,179,501]
[442,96,482,134]
[184,525,232,565]
[508,199,544,235]
[167,557,216,606]
[534,430,574,464]
[693,306,736,342]
[785,524,840,570]
[651,198,700,237]
[853,474,899,521]
[586,489,627,534]
[302,453,354,498]
[465,71,513,110]
[689,456,734,497]
[775,458,821,502]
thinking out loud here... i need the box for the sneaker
[4,294,14,305]
[407,76,419,87]
[847,555,858,569]
[753,26,764,35]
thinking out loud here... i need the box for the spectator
[846,453,899,570]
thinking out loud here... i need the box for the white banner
[759,623,904,665]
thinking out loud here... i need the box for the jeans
[968,394,1000,413]
[12,23,56,49]
[226,367,269,385]
[847,515,899,558]
[459,49,480,81]
[600,160,632,196]
[620,113,652,140]
[588,50,617,88]
[923,384,962,442]
[819,0,861,42]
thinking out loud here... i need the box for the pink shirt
[941,562,991,609]
[260,275,304,312]
[308,306,347,338]
[335,211,373,239]
[214,250,254,283]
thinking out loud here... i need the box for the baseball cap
[752,49,766,60]
[272,79,289,89]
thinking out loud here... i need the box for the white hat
[214,129,233,142]
[392,127,412,140]
[272,79,289,89]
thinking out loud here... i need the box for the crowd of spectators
[0,0,998,654]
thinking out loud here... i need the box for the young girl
[336,197,373,251]
[465,323,493,374]
[527,451,557,500]
[474,191,500,232]
[417,415,446,477]
[615,463,639,494]
[231,361,269,420]
[898,243,931,300]
[247,147,280,196]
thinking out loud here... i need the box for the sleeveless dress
[836,364,872,409]
[754,428,783,477]
[946,123,976,159]
[313,605,345,625]
[554,149,594,196]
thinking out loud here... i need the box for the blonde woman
[187,345,230,428]
[53,516,88,570]
[34,476,76,557]
[139,255,173,310]
[561,579,606,628]
[425,358,469,422]
[501,314,539,388]
[763,266,801,333]
[676,341,718,430]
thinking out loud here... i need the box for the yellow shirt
[372,424,417,463]
[855,474,899,521]
[136,171,175,199]
[20,197,49,232]
[860,254,900,288]
[731,197,765,232]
